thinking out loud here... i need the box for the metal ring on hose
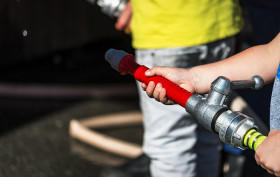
[252,134,262,150]
[246,130,255,147]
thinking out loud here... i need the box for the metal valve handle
[231,76,264,90]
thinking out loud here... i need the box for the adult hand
[255,129,280,176]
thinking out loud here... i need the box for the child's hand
[255,129,280,176]
[141,66,195,105]
[115,2,132,34]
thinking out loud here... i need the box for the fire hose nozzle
[105,48,193,107]
[105,49,128,72]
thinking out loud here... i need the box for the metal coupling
[86,0,128,17]
[215,110,257,149]
[185,75,263,150]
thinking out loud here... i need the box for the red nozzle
[105,49,193,107]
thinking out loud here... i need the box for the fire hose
[105,49,267,151]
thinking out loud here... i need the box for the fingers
[141,83,147,91]
[115,2,132,31]
[144,81,155,97]
[141,81,170,104]
[143,66,180,105]
[145,81,164,101]
[255,154,260,166]
[255,155,271,175]
[154,83,167,103]
[255,149,280,176]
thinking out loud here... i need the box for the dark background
[0,0,135,134]
[0,1,139,176]
[0,0,133,83]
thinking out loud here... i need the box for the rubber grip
[133,65,193,107]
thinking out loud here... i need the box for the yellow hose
[243,129,267,151]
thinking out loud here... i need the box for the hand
[141,66,195,105]
[255,129,280,176]
[115,1,132,34]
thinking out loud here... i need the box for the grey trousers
[135,37,236,177]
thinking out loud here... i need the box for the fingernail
[145,70,150,76]
[156,83,162,88]
[149,81,155,87]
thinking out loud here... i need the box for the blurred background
[0,0,135,132]
[0,0,279,177]
[0,0,140,176]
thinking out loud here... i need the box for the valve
[185,75,264,150]
[86,0,128,17]
[105,49,267,151]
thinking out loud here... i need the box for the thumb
[145,66,170,77]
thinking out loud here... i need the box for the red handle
[118,55,193,107]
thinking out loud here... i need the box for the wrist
[188,67,211,94]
